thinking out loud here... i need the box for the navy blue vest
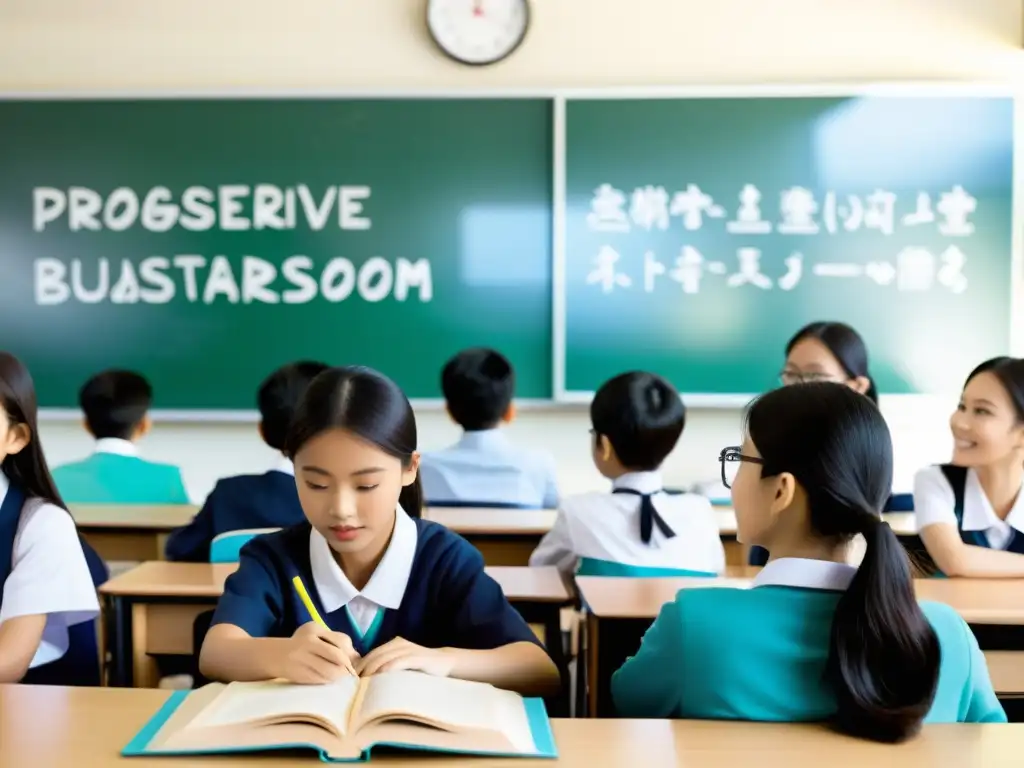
[940,464,1024,554]
[0,483,107,685]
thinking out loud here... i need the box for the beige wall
[6,0,1022,501]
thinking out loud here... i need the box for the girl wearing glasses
[780,322,876,401]
[612,383,1004,740]
[749,321,879,565]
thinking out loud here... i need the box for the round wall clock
[426,0,531,66]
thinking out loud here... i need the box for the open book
[123,670,556,762]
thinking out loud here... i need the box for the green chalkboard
[560,94,1015,399]
[0,98,553,409]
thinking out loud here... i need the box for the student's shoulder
[413,518,485,570]
[919,600,971,642]
[558,490,613,518]
[237,521,312,568]
[15,499,80,549]
[913,464,955,491]
[211,471,284,495]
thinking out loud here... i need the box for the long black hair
[0,352,66,509]
[787,322,878,404]
[746,382,939,743]
[964,356,1024,421]
[284,366,423,518]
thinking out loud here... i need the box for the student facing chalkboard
[52,371,189,504]
[750,322,878,566]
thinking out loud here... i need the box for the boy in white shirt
[530,371,725,575]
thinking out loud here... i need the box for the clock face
[426,0,530,66]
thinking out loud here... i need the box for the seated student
[749,321,879,566]
[914,357,1024,577]
[529,372,725,576]
[0,352,100,683]
[420,348,558,509]
[52,370,189,504]
[199,366,559,696]
[612,383,1005,740]
[165,361,328,562]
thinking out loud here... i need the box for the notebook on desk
[123,670,557,762]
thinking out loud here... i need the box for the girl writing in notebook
[200,366,559,696]
[612,383,1004,740]
[914,356,1024,577]
[0,352,99,682]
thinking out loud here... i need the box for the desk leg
[586,613,599,718]
[106,594,132,687]
[131,604,160,688]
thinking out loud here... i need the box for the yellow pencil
[292,575,329,628]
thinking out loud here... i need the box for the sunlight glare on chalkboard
[458,204,549,287]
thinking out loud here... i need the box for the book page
[355,671,536,754]
[187,675,360,737]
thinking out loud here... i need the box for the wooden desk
[70,504,198,561]
[424,506,747,566]
[2,685,1023,767]
[100,562,572,691]
[577,575,1024,717]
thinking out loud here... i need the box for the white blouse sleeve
[913,466,959,532]
[0,502,100,667]
[528,506,577,574]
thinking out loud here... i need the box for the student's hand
[280,622,360,684]
[355,637,455,678]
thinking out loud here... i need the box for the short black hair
[79,370,153,440]
[440,348,515,431]
[590,371,685,471]
[257,361,329,451]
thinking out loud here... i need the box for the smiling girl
[199,366,559,695]
[914,356,1024,577]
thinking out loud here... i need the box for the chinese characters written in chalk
[583,183,976,294]
[585,245,968,295]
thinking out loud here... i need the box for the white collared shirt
[0,472,100,668]
[752,557,857,591]
[308,506,418,633]
[529,471,726,574]
[93,438,139,457]
[913,465,1024,550]
[420,429,559,508]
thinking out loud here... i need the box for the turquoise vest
[53,453,189,504]
[611,586,1006,724]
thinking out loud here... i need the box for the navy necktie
[613,488,676,545]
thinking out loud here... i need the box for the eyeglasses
[779,370,844,386]
[719,446,764,489]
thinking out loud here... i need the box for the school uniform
[52,438,190,504]
[611,557,1006,722]
[0,471,100,675]
[420,429,559,509]
[914,464,1024,553]
[165,458,305,562]
[210,506,543,655]
[528,471,726,576]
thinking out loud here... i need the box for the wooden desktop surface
[2,685,1021,767]
[70,504,199,529]
[577,575,1024,625]
[100,561,572,603]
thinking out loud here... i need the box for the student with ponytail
[201,366,558,696]
[612,383,1005,739]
